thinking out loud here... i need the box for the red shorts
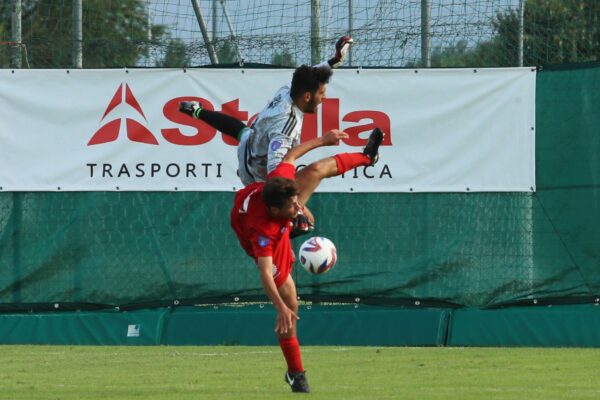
[271,258,293,288]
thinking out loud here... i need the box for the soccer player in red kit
[230,127,384,393]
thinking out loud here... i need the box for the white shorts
[237,128,267,186]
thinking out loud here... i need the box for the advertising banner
[0,67,535,192]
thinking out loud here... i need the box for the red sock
[278,336,304,373]
[333,152,370,175]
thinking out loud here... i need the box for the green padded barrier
[4,305,600,347]
[298,305,450,346]
[0,309,167,345]
[164,305,450,346]
[448,305,600,347]
[164,306,276,346]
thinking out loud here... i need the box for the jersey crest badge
[270,140,282,151]
[258,236,270,247]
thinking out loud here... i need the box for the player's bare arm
[256,256,298,334]
[281,129,349,166]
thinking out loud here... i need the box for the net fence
[1,0,598,69]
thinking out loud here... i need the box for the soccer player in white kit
[237,64,331,186]
[180,36,353,236]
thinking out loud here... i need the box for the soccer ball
[298,236,337,275]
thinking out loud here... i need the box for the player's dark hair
[262,177,299,209]
[290,65,333,100]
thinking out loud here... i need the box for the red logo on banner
[88,83,159,145]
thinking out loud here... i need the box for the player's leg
[179,101,247,141]
[295,157,338,205]
[296,127,384,205]
[277,275,310,393]
[277,275,298,338]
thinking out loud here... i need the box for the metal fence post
[421,0,431,68]
[191,0,219,65]
[11,0,22,68]
[518,0,525,67]
[311,0,321,65]
[72,0,83,68]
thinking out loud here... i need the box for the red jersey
[230,162,296,287]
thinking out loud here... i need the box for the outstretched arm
[257,256,298,335]
[281,129,348,165]
[313,36,354,69]
[328,35,354,68]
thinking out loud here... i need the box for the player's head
[262,177,301,219]
[290,65,333,114]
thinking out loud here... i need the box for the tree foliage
[0,21,10,67]
[216,37,239,64]
[0,0,166,68]
[2,0,597,69]
[428,0,599,68]
[157,39,191,68]
[520,0,599,65]
[271,49,296,67]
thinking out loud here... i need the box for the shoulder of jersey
[263,86,293,116]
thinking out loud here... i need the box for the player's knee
[286,296,298,313]
[303,160,328,179]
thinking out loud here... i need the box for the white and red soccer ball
[298,237,337,275]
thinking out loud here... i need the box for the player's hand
[321,129,349,146]
[328,35,354,68]
[179,101,201,118]
[290,211,315,238]
[275,306,299,335]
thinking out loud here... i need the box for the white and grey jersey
[240,84,304,183]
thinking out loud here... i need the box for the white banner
[0,67,535,192]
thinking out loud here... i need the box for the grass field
[0,345,599,399]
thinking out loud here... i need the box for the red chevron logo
[88,83,158,146]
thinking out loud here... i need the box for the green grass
[0,346,599,399]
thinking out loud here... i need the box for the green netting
[0,65,599,310]
[534,64,600,296]
[0,191,250,309]
[1,1,598,69]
